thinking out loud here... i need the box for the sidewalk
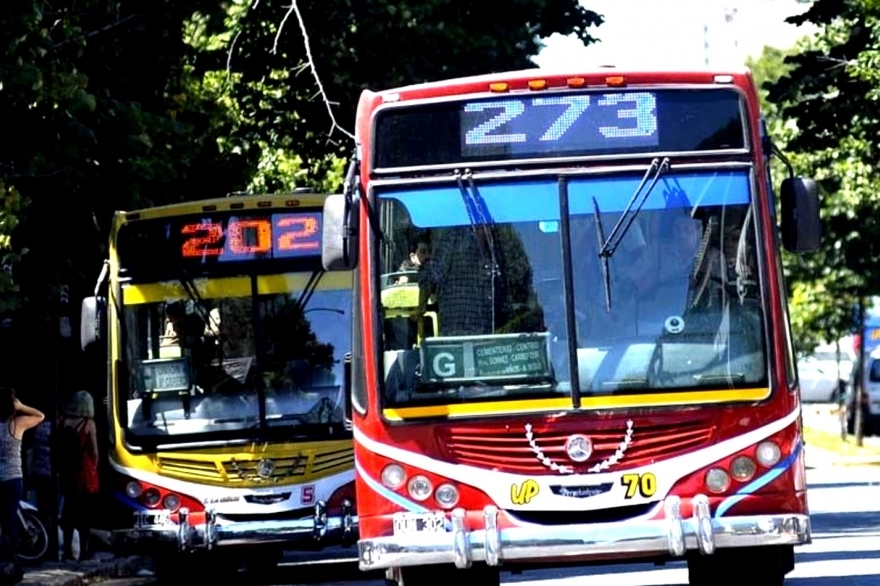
[804,443,880,467]
[20,553,150,586]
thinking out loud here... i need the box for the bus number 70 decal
[621,473,657,499]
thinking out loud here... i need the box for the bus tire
[687,545,792,586]
[390,563,501,586]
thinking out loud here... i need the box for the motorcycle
[14,501,48,564]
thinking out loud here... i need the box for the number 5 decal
[621,472,657,499]
[301,485,315,505]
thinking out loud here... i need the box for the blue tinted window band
[380,171,750,228]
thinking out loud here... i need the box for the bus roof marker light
[382,93,400,102]
[714,74,734,83]
[605,76,626,87]
[567,77,586,88]
[527,79,548,90]
[489,82,509,93]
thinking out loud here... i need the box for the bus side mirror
[781,177,821,253]
[343,352,353,429]
[81,296,106,351]
[322,193,359,271]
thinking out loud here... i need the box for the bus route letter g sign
[420,333,552,385]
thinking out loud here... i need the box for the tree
[0,0,604,397]
[764,0,880,443]
[181,0,604,192]
[760,1,880,356]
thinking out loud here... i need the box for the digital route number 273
[180,214,321,258]
[463,92,657,146]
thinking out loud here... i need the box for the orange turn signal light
[489,82,509,92]
[527,79,548,90]
[605,76,626,87]
[567,77,586,88]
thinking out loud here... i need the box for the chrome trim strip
[368,161,753,190]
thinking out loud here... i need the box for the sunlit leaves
[762,0,880,352]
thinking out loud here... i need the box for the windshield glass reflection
[376,170,766,407]
[121,273,352,439]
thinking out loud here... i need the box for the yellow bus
[80,191,356,575]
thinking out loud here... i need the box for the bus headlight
[705,468,730,493]
[731,456,757,481]
[381,464,406,490]
[756,441,781,467]
[434,484,459,508]
[163,494,181,512]
[125,481,143,498]
[407,475,433,501]
[143,488,161,507]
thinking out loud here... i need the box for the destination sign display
[373,88,745,170]
[141,358,191,392]
[117,209,324,274]
[420,333,551,384]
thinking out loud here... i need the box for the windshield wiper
[295,270,325,313]
[594,157,670,311]
[455,169,499,330]
[598,157,669,259]
[592,197,612,312]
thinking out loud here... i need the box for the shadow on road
[809,510,880,535]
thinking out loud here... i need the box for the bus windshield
[377,168,766,408]
[120,271,352,442]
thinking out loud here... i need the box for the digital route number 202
[463,93,657,147]
[181,215,320,258]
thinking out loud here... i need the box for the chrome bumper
[116,500,357,552]
[358,495,810,571]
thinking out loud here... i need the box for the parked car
[845,347,880,436]
[797,356,844,403]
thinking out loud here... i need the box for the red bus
[321,66,821,585]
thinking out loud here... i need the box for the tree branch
[272,2,354,140]
[52,14,138,49]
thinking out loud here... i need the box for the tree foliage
[761,0,880,354]
[0,0,602,392]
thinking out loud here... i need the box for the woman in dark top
[0,387,44,555]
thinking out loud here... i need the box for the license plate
[133,510,171,528]
[392,512,447,535]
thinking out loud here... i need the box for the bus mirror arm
[772,143,822,254]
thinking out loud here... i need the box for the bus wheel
[390,563,501,586]
[688,545,793,586]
